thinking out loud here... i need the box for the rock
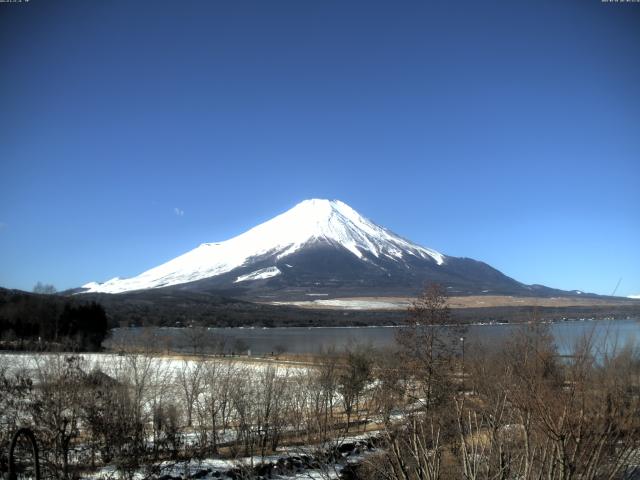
[338,442,355,454]
[190,469,210,478]
[254,462,273,477]
[340,463,361,480]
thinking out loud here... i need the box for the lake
[105,318,640,357]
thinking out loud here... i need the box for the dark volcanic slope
[158,242,578,301]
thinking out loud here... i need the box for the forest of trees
[0,289,109,351]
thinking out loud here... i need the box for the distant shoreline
[116,315,637,331]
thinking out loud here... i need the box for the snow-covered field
[270,294,640,310]
[271,298,410,310]
[0,352,307,380]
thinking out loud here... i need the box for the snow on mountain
[629,294,640,299]
[82,199,446,294]
[235,267,282,283]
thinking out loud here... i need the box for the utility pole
[611,277,622,297]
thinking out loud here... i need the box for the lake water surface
[107,318,640,357]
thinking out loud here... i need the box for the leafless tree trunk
[177,358,203,428]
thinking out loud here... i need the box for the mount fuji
[80,199,567,299]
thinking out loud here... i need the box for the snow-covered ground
[271,298,410,310]
[235,266,282,283]
[0,352,307,380]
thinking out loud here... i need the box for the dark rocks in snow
[190,469,211,478]
[337,442,356,454]
[219,438,379,479]
[340,463,364,480]
[152,437,381,479]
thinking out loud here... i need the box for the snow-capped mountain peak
[82,199,445,294]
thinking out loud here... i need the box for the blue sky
[1,0,639,296]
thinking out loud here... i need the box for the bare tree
[254,365,289,458]
[196,359,236,454]
[33,282,57,295]
[396,283,460,409]
[176,359,203,428]
[181,326,213,355]
[30,355,85,479]
[0,358,33,476]
[309,348,340,443]
[455,322,640,480]
[230,373,256,458]
[338,347,372,433]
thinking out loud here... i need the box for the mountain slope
[82,199,445,293]
[80,199,566,299]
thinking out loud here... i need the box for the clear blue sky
[1,0,639,296]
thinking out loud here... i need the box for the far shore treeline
[2,285,640,353]
[0,288,109,351]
